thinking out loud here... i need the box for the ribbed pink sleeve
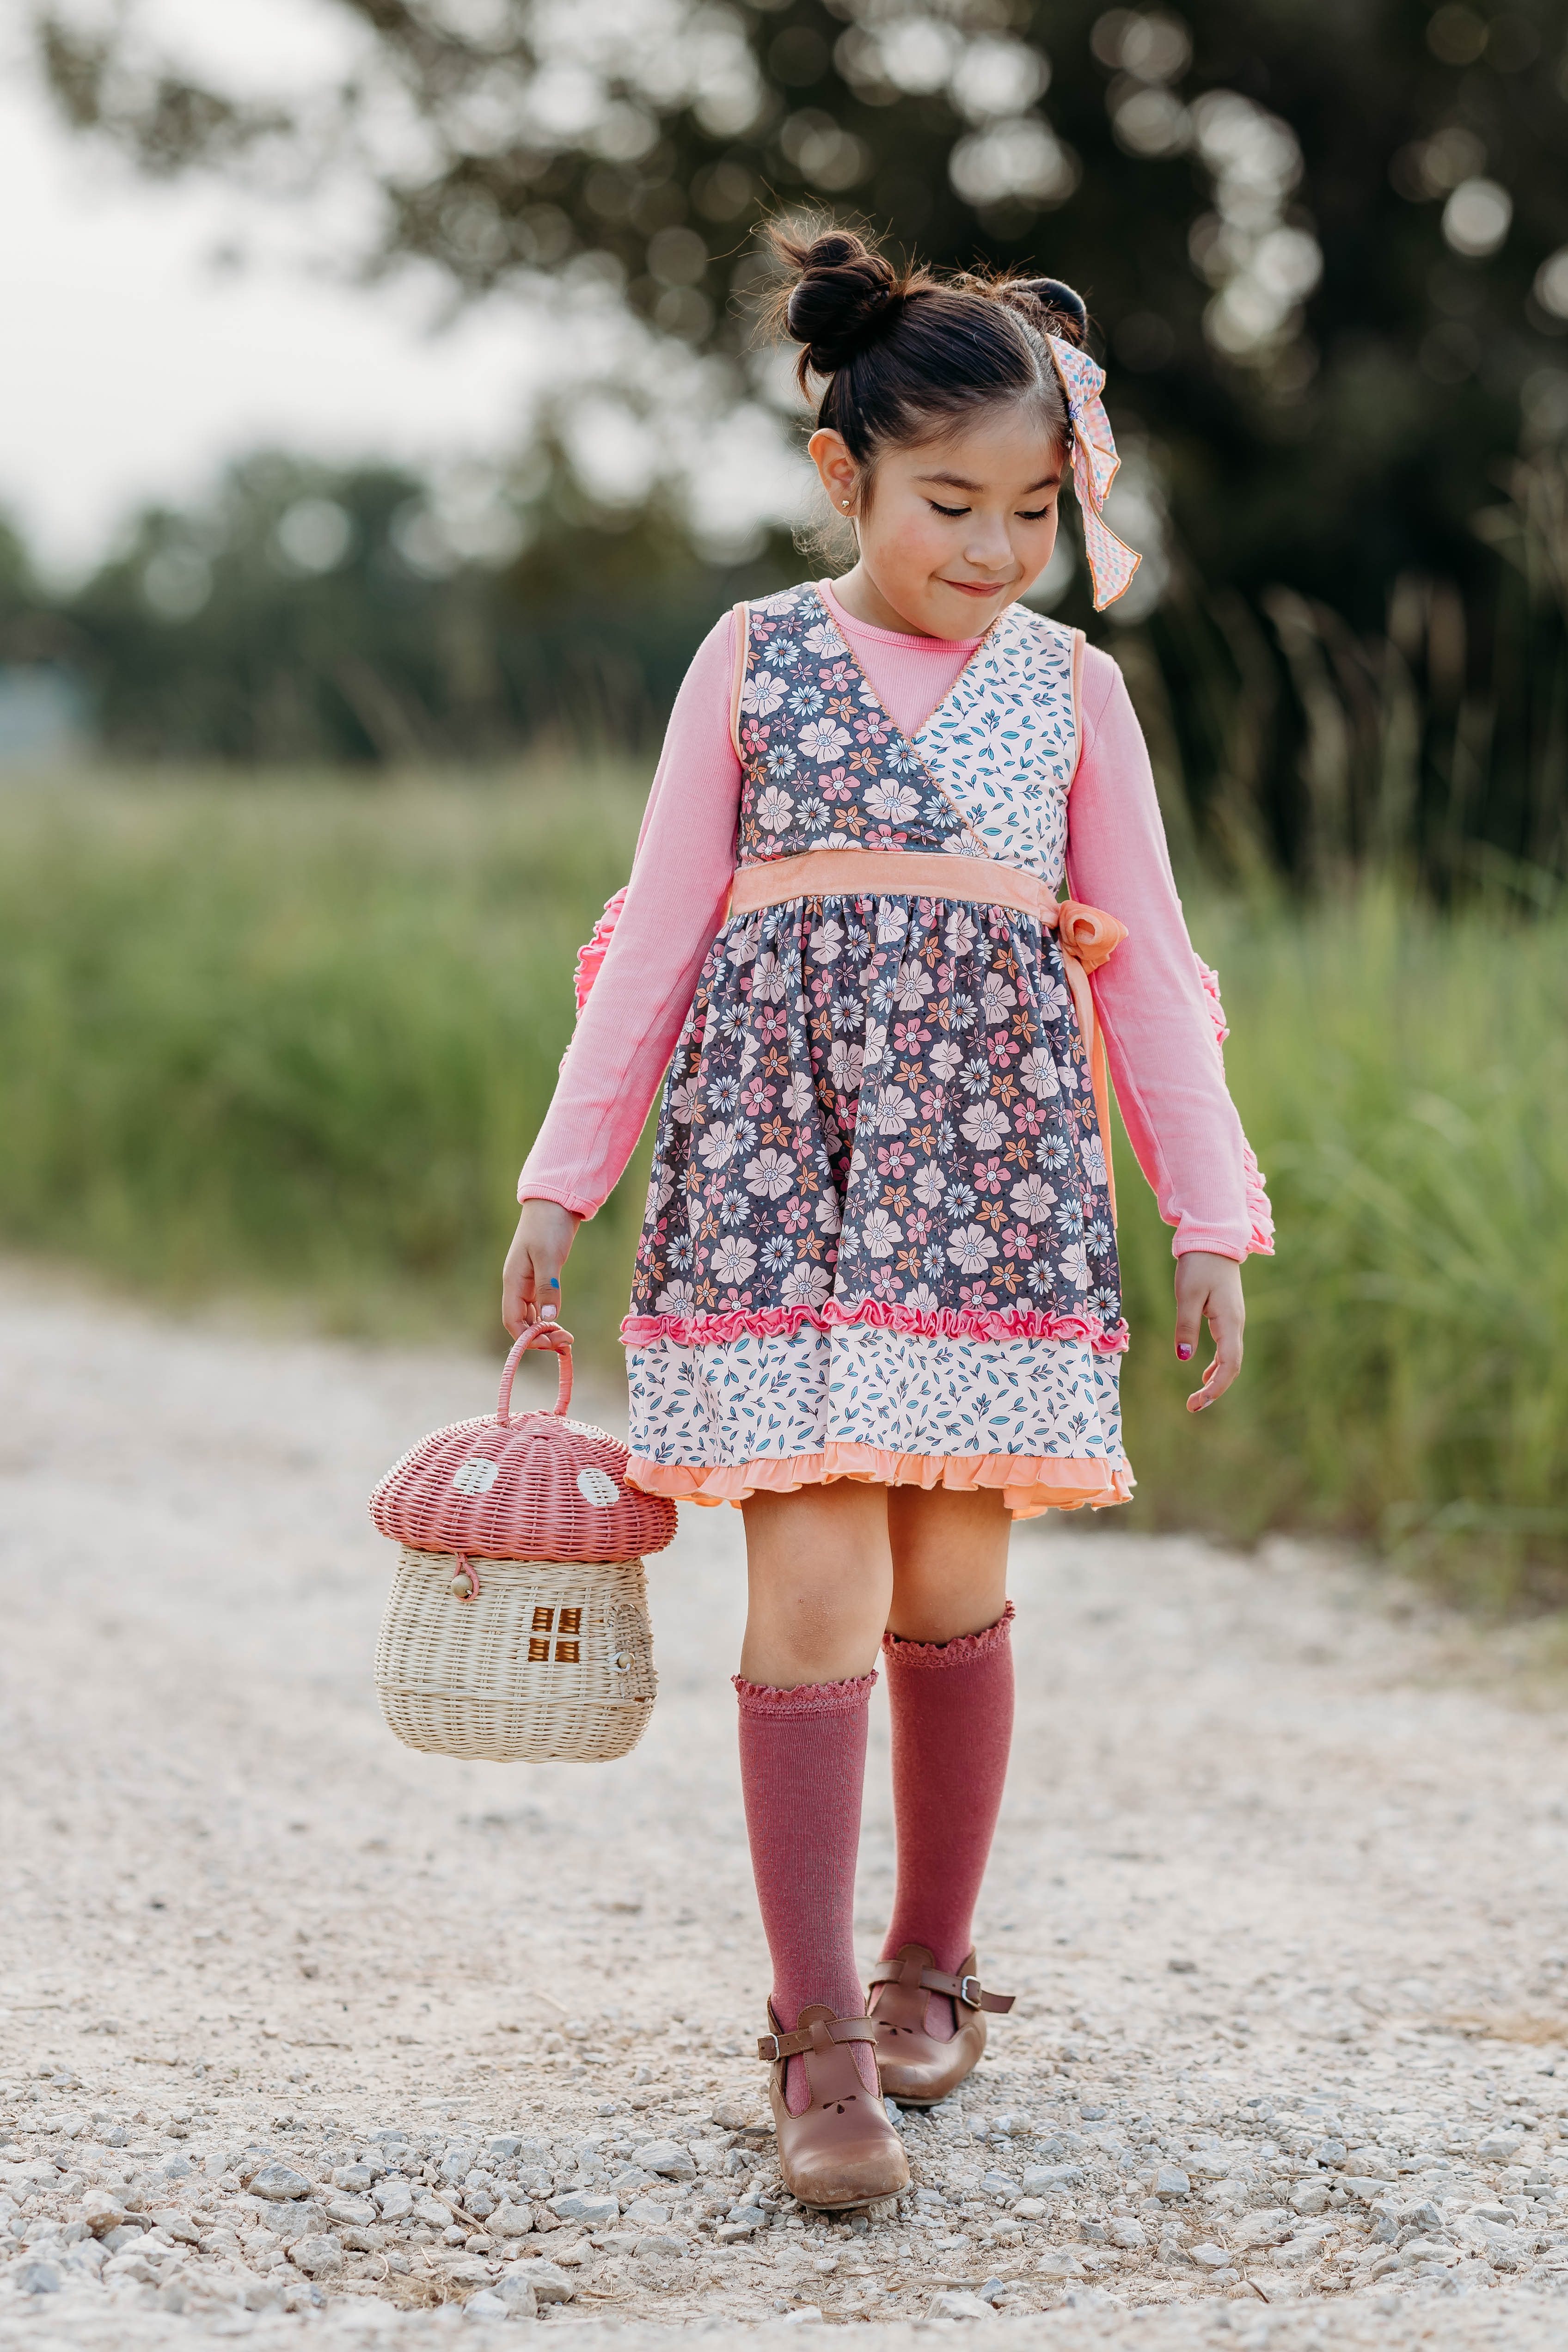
[515,611,742,1218]
[1066,645,1252,1261]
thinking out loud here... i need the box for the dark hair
[766,223,1088,488]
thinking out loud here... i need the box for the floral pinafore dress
[621,581,1132,1520]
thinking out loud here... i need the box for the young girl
[503,228,1271,2211]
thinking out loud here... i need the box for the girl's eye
[1017,505,1055,522]
[928,501,969,518]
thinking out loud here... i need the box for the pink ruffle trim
[627,1445,1134,1524]
[883,1599,1016,1669]
[732,1669,877,1718]
[1195,958,1275,1258]
[622,1298,1130,1354]
[1240,1139,1274,1256]
[573,886,628,1017]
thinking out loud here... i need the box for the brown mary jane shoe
[866,1943,1014,2107]
[760,2002,911,2210]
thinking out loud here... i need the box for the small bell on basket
[367,1324,676,1763]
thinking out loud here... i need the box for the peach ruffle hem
[625,1444,1134,1524]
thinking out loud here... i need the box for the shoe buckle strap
[757,2015,880,2063]
[957,1973,1015,2014]
[866,1960,1015,2014]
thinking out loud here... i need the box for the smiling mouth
[942,578,1010,597]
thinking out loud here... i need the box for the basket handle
[497,1324,574,1423]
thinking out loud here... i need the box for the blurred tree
[57,448,797,762]
[34,0,1568,624]
[0,509,63,663]
[33,1,1568,880]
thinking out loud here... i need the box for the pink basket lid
[368,1326,676,1565]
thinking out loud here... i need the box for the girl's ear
[808,429,858,515]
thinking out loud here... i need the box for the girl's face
[808,406,1065,641]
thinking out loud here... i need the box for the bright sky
[0,1,550,581]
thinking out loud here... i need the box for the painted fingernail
[541,1305,557,1321]
[1176,1342,1193,1360]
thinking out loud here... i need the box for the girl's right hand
[502,1200,581,1336]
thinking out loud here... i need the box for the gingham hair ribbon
[1044,333,1142,612]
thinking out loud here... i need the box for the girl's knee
[888,1483,1011,1578]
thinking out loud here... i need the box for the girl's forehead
[893,414,1064,480]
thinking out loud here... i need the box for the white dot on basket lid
[576,1466,619,1507]
[450,1457,500,1495]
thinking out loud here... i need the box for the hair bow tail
[1045,332,1144,612]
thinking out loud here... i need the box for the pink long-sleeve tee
[519,581,1256,1261]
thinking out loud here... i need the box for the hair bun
[1001,277,1089,346]
[782,229,902,374]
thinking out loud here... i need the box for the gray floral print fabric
[622,584,1123,1353]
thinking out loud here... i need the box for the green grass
[1,776,1565,1601]
[1112,888,1568,1602]
[0,767,653,1349]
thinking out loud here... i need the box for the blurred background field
[3,772,1565,1605]
[3,0,1568,1604]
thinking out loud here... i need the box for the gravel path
[4,1268,1568,2352]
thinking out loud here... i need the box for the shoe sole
[785,2185,903,2212]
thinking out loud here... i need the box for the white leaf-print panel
[914,604,1078,887]
[627,1327,1125,1470]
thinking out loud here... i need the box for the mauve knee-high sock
[880,1604,1015,2029]
[735,1672,879,2112]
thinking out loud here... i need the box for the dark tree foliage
[35,0,1568,613]
[32,0,1568,879]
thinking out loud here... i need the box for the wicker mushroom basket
[368,1325,677,1763]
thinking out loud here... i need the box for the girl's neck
[825,568,981,646]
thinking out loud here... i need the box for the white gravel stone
[1188,2240,1232,2269]
[286,2232,344,2277]
[930,2287,995,2318]
[516,2259,575,2303]
[551,2190,619,2224]
[9,2261,61,2296]
[622,2196,670,2225]
[488,2198,534,2237]
[247,2164,310,2202]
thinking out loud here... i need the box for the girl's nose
[962,518,1014,570]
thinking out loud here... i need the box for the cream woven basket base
[375,1547,656,1763]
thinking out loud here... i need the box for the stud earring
[841,499,851,510]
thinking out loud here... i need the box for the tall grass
[1128,445,1568,900]
[1,777,1564,1599]
[0,769,652,1346]
[1113,890,1568,1601]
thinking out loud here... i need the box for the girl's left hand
[1174,1251,1245,1412]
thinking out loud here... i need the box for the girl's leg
[736,1482,892,2110]
[875,1486,1015,2075]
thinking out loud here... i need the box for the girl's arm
[1064,644,1250,1405]
[503,612,742,1332]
